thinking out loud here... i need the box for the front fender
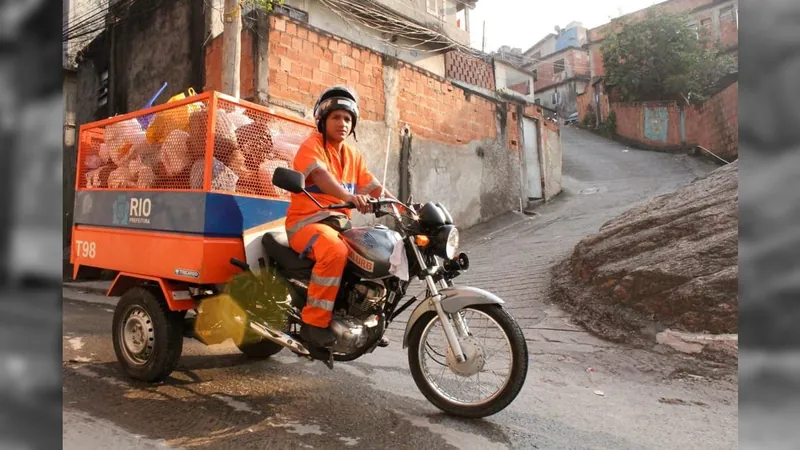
[401,286,504,349]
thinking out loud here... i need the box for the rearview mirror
[272,167,305,194]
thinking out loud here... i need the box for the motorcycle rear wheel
[407,304,528,418]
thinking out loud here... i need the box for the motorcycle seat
[261,229,314,275]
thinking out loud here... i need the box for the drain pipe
[696,145,731,165]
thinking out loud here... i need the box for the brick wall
[255,15,496,146]
[588,42,604,78]
[610,101,684,147]
[267,17,386,122]
[604,80,737,158]
[204,29,255,99]
[686,80,738,160]
[396,64,497,144]
[533,48,590,92]
[444,51,495,91]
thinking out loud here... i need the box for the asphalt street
[61,127,737,450]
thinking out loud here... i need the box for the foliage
[603,110,617,136]
[582,103,597,127]
[249,0,284,11]
[601,8,736,104]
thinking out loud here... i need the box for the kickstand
[324,350,334,370]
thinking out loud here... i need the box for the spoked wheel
[112,286,184,383]
[407,304,528,418]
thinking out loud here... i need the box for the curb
[62,283,110,296]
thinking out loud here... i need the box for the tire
[112,286,184,383]
[236,333,284,359]
[407,304,528,418]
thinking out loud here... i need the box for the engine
[346,280,387,318]
[329,280,387,355]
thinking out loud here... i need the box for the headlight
[433,225,459,259]
[445,227,459,259]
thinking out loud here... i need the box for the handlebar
[327,202,356,210]
[325,198,408,213]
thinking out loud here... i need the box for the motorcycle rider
[285,86,394,347]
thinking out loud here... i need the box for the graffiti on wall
[644,107,668,142]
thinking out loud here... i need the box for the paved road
[62,127,737,450]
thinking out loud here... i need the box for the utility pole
[222,0,242,99]
[481,21,486,53]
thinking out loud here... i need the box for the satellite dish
[554,25,561,34]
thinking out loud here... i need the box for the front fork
[411,241,469,363]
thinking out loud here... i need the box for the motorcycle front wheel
[407,304,528,418]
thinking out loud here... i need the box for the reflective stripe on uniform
[357,179,381,195]
[310,273,341,287]
[304,161,324,177]
[286,211,346,240]
[307,297,335,311]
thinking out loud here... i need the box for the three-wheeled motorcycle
[70,91,528,418]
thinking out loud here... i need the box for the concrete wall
[534,79,587,117]
[524,35,556,60]
[541,125,563,201]
[494,61,535,102]
[121,0,195,112]
[63,0,103,69]
[75,0,203,121]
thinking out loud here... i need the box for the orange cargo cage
[71,91,316,289]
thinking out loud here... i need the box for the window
[532,69,538,82]
[534,98,541,105]
[688,21,699,39]
[426,0,439,16]
[552,91,560,105]
[720,5,738,29]
[553,59,565,74]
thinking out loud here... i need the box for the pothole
[580,187,600,195]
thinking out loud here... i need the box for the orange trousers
[288,223,348,328]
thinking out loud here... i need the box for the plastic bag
[238,159,288,197]
[108,165,136,188]
[104,119,146,166]
[145,88,201,144]
[190,158,238,192]
[98,143,110,164]
[227,106,254,130]
[186,108,239,166]
[160,129,191,177]
[235,121,273,171]
[85,165,114,188]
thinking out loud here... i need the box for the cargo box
[70,91,315,285]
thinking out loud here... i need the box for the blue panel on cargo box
[204,193,289,236]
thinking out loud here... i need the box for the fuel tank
[341,225,402,279]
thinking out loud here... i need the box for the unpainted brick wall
[686,81,738,159]
[606,80,738,158]
[255,15,497,145]
[444,51,495,91]
[396,64,497,144]
[533,48,590,92]
[610,101,684,147]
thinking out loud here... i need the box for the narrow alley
[61,127,736,450]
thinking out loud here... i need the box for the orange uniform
[285,132,381,327]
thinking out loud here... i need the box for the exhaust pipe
[248,320,310,356]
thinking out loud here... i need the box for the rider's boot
[300,323,337,348]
